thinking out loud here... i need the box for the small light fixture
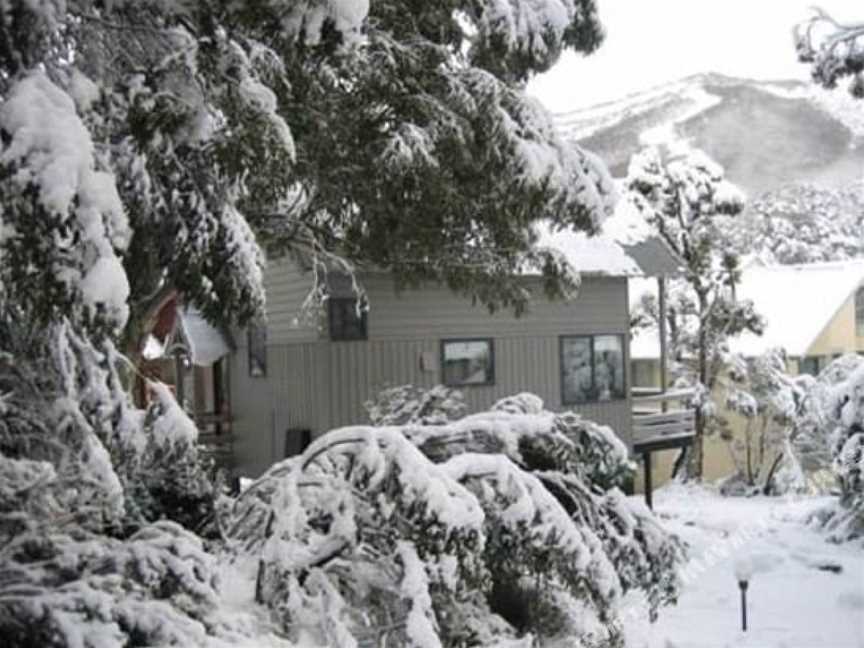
[734,557,754,632]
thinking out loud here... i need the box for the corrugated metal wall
[230,260,634,476]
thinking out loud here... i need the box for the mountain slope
[557,73,864,196]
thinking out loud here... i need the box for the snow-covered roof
[536,196,681,277]
[732,260,864,357]
[536,224,643,276]
[629,260,864,360]
[178,308,232,367]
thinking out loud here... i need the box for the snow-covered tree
[795,8,864,98]
[626,148,763,479]
[229,395,682,647]
[791,355,864,539]
[1,0,616,363]
[721,182,864,265]
[720,349,806,494]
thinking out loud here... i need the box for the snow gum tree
[626,148,763,479]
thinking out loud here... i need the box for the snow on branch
[0,72,131,331]
[794,7,864,97]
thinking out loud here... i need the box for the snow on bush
[0,519,220,647]
[229,395,681,646]
[0,319,284,646]
[720,349,808,495]
[365,384,467,426]
[792,354,864,540]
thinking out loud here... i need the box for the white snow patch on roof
[732,260,864,357]
[536,223,643,276]
[535,197,655,276]
[180,307,231,366]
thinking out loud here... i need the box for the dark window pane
[248,325,267,377]
[442,339,493,386]
[857,287,864,337]
[561,336,594,404]
[799,356,820,377]
[594,335,625,401]
[329,298,368,341]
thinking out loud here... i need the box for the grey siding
[262,256,319,344]
[231,265,633,476]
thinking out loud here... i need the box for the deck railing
[631,387,696,509]
[632,387,697,446]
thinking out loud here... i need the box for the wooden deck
[632,388,696,509]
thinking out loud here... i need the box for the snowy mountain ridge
[555,73,864,195]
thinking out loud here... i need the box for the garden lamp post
[734,558,754,632]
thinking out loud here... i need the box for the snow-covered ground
[623,485,864,648]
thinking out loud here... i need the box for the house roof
[537,197,683,278]
[629,260,864,360]
[731,260,864,357]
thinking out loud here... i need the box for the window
[248,324,267,377]
[329,298,368,341]
[799,355,823,377]
[441,339,494,386]
[560,335,625,404]
[857,286,864,337]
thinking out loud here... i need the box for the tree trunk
[688,292,709,480]
[761,452,785,495]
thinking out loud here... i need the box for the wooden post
[174,351,185,406]
[658,276,668,413]
[643,451,653,510]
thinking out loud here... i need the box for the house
[136,295,235,467]
[225,218,683,478]
[629,259,864,483]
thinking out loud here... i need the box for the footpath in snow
[622,484,864,648]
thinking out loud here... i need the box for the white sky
[528,0,862,113]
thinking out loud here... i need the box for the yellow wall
[808,294,862,356]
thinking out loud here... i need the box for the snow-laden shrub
[365,384,467,426]
[229,395,681,647]
[0,517,220,647]
[0,321,250,646]
[719,349,807,494]
[792,355,864,540]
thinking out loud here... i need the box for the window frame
[247,324,267,378]
[559,333,627,405]
[440,337,495,387]
[799,355,823,377]
[328,297,368,341]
